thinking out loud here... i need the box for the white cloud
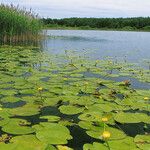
[1,0,150,18]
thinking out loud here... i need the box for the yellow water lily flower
[38,87,43,91]
[101,117,108,122]
[102,131,111,139]
[144,97,149,100]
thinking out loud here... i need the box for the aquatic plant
[0,46,149,149]
[0,4,42,44]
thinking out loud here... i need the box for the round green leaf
[35,123,72,144]
[2,118,35,135]
[59,105,84,115]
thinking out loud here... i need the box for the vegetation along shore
[0,3,150,150]
[42,17,150,31]
[0,4,42,45]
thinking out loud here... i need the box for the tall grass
[0,3,42,45]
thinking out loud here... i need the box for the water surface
[44,30,150,66]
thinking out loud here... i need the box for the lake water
[44,30,150,66]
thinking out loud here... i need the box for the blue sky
[1,0,150,18]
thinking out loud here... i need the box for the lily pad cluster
[0,46,149,150]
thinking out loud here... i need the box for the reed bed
[0,3,42,45]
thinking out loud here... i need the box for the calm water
[44,30,150,65]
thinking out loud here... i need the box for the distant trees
[42,17,150,30]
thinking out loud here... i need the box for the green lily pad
[78,112,103,122]
[134,134,150,150]
[0,89,17,96]
[87,104,113,113]
[0,143,17,150]
[35,122,72,144]
[78,121,102,131]
[1,96,21,103]
[70,96,95,106]
[83,142,108,150]
[108,137,140,150]
[114,112,150,124]
[86,126,126,140]
[9,135,53,150]
[59,105,85,115]
[0,113,10,127]
[2,118,35,135]
[8,104,40,116]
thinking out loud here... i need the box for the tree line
[42,17,150,30]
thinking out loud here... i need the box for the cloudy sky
[1,0,150,18]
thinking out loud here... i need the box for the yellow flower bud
[101,117,108,122]
[102,131,111,139]
[38,87,43,91]
[144,97,149,100]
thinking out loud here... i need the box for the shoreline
[43,26,150,32]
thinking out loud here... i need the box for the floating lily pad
[2,118,35,135]
[1,96,21,103]
[0,143,17,150]
[78,121,102,131]
[108,137,140,150]
[70,96,95,106]
[35,123,72,144]
[78,112,103,122]
[134,134,150,150]
[0,112,10,126]
[86,126,126,140]
[114,112,150,124]
[59,105,85,115]
[87,104,113,113]
[83,142,109,150]
[7,104,40,116]
[8,135,54,150]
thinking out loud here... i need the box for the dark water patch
[40,106,80,123]
[40,77,50,82]
[118,123,145,137]
[83,71,150,90]
[1,101,26,108]
[124,109,150,115]
[51,70,59,74]
[40,106,62,117]
[12,114,42,126]
[68,125,101,150]
[116,93,125,100]
[22,72,32,78]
